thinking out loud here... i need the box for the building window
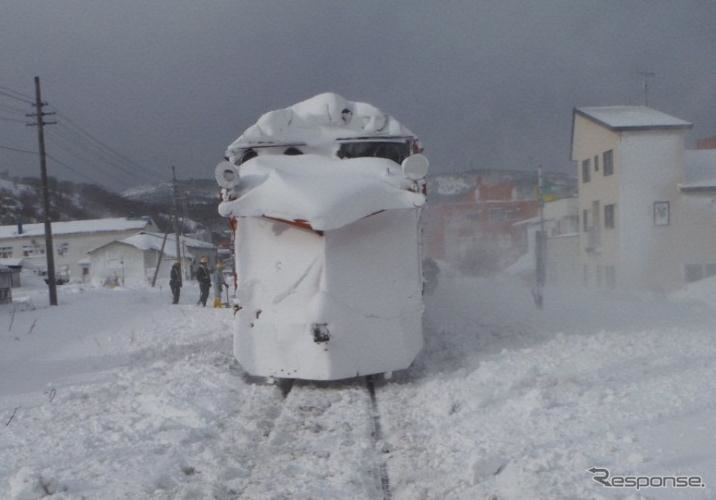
[685,264,703,283]
[604,204,616,229]
[582,209,589,232]
[605,265,616,288]
[488,207,507,223]
[653,201,670,226]
[594,155,599,172]
[22,243,45,257]
[0,246,12,258]
[582,159,591,183]
[603,150,614,176]
[57,242,69,256]
[583,264,589,286]
[705,264,716,278]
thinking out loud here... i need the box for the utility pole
[171,166,182,279]
[26,76,58,306]
[533,165,545,310]
[638,71,656,106]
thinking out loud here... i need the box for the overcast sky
[2,0,716,190]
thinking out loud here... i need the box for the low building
[0,258,23,287]
[0,217,158,282]
[88,232,216,287]
[0,266,11,304]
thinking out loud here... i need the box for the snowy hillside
[2,269,716,498]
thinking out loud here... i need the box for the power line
[54,110,163,177]
[0,89,34,105]
[46,153,109,186]
[0,84,34,101]
[0,102,28,115]
[46,129,133,186]
[0,144,37,155]
[48,126,155,183]
[0,115,28,124]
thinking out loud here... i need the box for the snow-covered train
[215,93,428,380]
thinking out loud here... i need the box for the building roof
[0,258,23,268]
[88,231,215,258]
[0,217,155,240]
[574,106,692,131]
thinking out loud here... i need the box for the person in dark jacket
[196,256,212,307]
[169,261,182,304]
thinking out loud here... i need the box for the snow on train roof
[226,92,415,157]
[218,154,425,231]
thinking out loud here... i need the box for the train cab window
[336,141,410,164]
[235,148,258,165]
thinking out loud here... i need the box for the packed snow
[218,154,425,231]
[2,266,716,498]
[226,93,414,154]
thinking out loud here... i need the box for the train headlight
[215,161,241,189]
[401,154,429,180]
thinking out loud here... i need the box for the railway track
[238,375,394,499]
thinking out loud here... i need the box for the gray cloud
[2,0,716,189]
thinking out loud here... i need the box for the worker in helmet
[213,260,228,308]
[196,256,212,306]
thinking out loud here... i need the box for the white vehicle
[216,93,428,380]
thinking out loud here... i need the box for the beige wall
[0,225,156,281]
[572,114,621,287]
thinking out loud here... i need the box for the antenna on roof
[638,71,656,106]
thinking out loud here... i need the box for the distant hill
[0,176,226,241]
[121,178,218,205]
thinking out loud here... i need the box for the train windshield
[336,141,410,164]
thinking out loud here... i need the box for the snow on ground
[3,267,716,498]
[380,266,716,499]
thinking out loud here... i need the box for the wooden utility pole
[26,76,58,306]
[533,165,546,310]
[171,166,182,278]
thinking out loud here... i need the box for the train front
[215,93,429,380]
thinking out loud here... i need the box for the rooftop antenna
[638,71,656,106]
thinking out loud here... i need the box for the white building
[571,105,716,291]
[0,266,11,304]
[0,217,157,282]
[87,232,216,287]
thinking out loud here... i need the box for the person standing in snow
[169,261,182,304]
[213,260,228,308]
[196,256,212,307]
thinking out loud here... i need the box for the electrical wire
[0,84,33,101]
[48,127,155,183]
[0,102,28,115]
[0,144,37,155]
[0,89,34,105]
[0,115,27,124]
[54,111,163,177]
[46,130,133,186]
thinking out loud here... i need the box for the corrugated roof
[0,217,154,239]
[575,106,692,131]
